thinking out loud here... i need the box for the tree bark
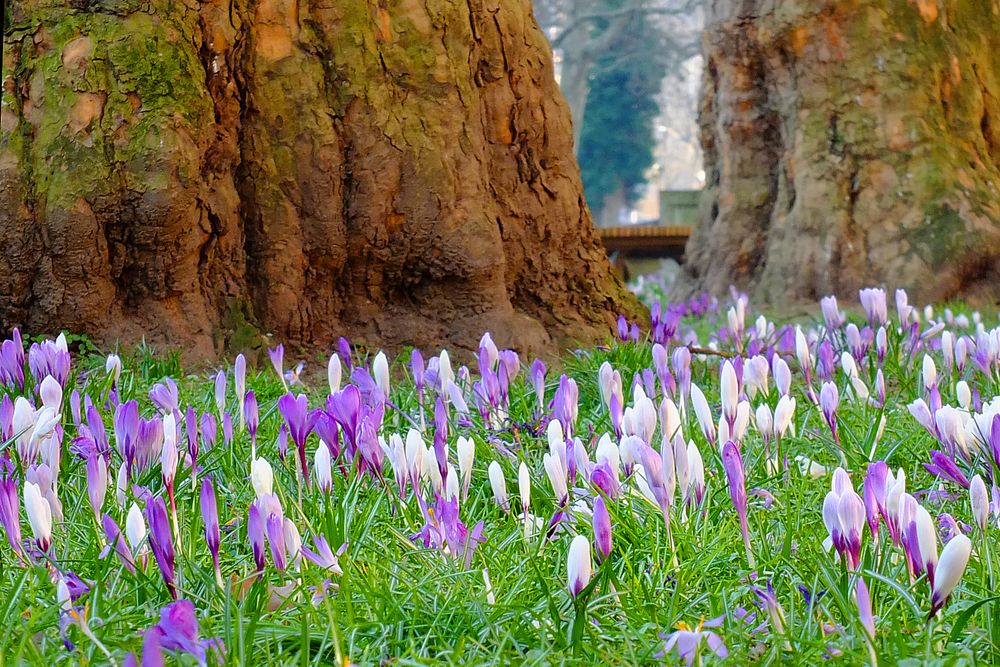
[681,0,1000,303]
[0,0,638,359]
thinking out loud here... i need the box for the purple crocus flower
[593,495,612,562]
[145,496,177,598]
[660,616,728,666]
[123,626,164,667]
[924,450,970,489]
[28,336,71,386]
[265,513,287,572]
[819,382,840,446]
[411,349,425,397]
[750,580,787,635]
[247,503,266,574]
[148,379,179,414]
[411,494,485,568]
[201,478,222,587]
[817,340,835,382]
[863,462,889,539]
[590,460,620,499]
[200,413,217,452]
[185,406,199,476]
[0,329,25,391]
[722,441,754,568]
[222,414,233,448]
[529,359,546,410]
[213,371,226,418]
[636,444,672,525]
[114,400,140,474]
[301,534,345,574]
[278,393,314,486]
[617,315,629,342]
[327,386,362,454]
[150,599,223,665]
[0,395,12,442]
[433,397,449,486]
[101,514,136,573]
[338,337,353,372]
[244,391,259,457]
[0,459,22,558]
[85,452,108,521]
[269,344,285,386]
[672,347,692,399]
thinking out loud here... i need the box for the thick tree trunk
[1,0,637,359]
[682,0,1000,303]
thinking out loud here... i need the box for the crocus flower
[859,287,888,326]
[593,495,612,562]
[24,480,52,552]
[328,353,343,394]
[518,461,531,515]
[457,436,474,501]
[924,450,970,489]
[269,344,285,389]
[543,452,568,506]
[773,395,796,439]
[251,457,273,499]
[301,534,345,574]
[529,359,546,410]
[411,494,484,567]
[266,512,288,572]
[278,393,314,486]
[149,599,223,664]
[819,382,840,446]
[213,371,226,420]
[201,478,223,587]
[0,329,25,391]
[722,441,754,567]
[102,514,135,573]
[199,413,217,454]
[720,361,739,425]
[248,503,266,574]
[567,534,592,598]
[146,496,177,598]
[971,475,989,531]
[244,391,259,459]
[750,581,787,635]
[855,577,876,641]
[488,461,509,513]
[0,462,22,557]
[315,444,333,494]
[126,502,148,560]
[824,474,865,570]
[373,351,390,399]
[660,617,728,666]
[820,295,844,329]
[930,533,972,616]
[184,406,199,488]
[773,357,791,396]
[28,335,70,386]
[690,384,715,446]
[86,452,108,522]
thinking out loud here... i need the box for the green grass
[1,296,999,665]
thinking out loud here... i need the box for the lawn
[0,288,995,665]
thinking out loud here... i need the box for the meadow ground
[0,288,997,666]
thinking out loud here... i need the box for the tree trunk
[681,0,1000,303]
[1,0,637,359]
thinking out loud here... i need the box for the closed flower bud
[567,534,592,597]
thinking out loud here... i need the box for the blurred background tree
[537,0,704,226]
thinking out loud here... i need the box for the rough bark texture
[682,0,1000,303]
[1,0,637,359]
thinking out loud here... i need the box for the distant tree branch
[550,0,701,50]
